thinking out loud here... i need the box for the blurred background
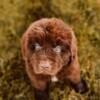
[0,0,100,100]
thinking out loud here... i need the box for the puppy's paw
[34,89,49,100]
[72,79,89,94]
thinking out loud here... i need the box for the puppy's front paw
[72,79,89,94]
[34,89,49,100]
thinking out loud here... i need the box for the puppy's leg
[33,80,49,100]
[34,84,50,100]
[64,60,88,93]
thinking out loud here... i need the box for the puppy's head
[22,18,75,76]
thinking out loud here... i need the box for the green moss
[0,0,100,99]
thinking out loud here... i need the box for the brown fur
[21,18,80,91]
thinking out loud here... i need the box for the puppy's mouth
[34,66,62,76]
[32,62,62,76]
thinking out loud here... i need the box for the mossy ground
[0,0,100,100]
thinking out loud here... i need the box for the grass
[0,0,100,100]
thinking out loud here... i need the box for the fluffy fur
[21,18,81,94]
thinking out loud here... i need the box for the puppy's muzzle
[39,60,51,69]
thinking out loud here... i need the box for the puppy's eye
[35,43,42,51]
[53,46,61,53]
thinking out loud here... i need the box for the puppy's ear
[70,31,77,62]
[21,32,29,61]
[21,24,34,61]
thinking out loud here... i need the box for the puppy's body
[21,18,87,100]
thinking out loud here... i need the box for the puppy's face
[22,18,73,76]
[28,35,71,76]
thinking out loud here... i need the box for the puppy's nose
[39,61,51,68]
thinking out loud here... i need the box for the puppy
[21,18,88,100]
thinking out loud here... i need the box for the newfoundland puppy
[21,18,88,100]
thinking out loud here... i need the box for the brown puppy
[21,18,87,100]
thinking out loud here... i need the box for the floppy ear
[21,32,29,61]
[21,23,38,60]
[21,24,34,61]
[70,31,77,61]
